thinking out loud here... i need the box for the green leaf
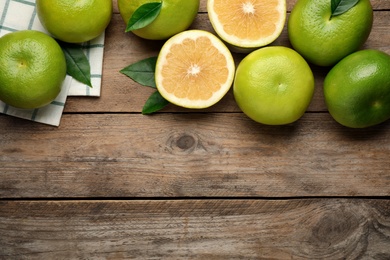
[331,0,360,17]
[120,56,169,114]
[142,91,169,114]
[120,56,157,88]
[59,42,92,88]
[125,2,162,32]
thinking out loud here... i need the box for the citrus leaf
[142,90,169,114]
[120,56,157,88]
[125,2,162,32]
[59,42,92,88]
[331,0,360,17]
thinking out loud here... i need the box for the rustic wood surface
[1,199,390,259]
[1,0,390,259]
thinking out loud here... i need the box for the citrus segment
[155,30,235,109]
[207,0,286,50]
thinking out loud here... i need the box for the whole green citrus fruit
[288,0,373,67]
[0,30,66,109]
[118,0,199,40]
[36,0,112,43]
[233,46,315,125]
[324,49,390,128]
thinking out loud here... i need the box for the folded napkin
[0,0,105,126]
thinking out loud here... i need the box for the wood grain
[1,199,389,259]
[1,113,389,198]
[1,0,390,258]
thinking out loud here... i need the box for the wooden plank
[1,199,389,259]
[63,10,390,113]
[1,113,389,198]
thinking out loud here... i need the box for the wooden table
[1,0,390,258]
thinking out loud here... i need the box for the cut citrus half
[207,0,286,51]
[155,30,235,109]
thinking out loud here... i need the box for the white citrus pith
[155,30,235,109]
[207,0,286,50]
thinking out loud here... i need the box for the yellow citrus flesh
[156,30,235,109]
[207,0,286,49]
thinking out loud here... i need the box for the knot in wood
[176,134,196,150]
[309,208,364,249]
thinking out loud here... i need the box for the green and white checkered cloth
[0,0,106,126]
